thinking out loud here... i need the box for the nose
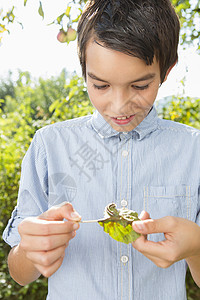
[109,89,131,115]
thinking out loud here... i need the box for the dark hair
[77,0,180,83]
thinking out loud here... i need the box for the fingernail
[133,222,144,231]
[71,211,81,220]
[139,211,145,219]
[73,223,79,230]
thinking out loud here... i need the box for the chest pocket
[143,185,196,242]
[143,185,197,221]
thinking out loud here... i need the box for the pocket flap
[148,185,194,198]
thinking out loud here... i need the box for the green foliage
[0,6,15,43]
[157,95,200,129]
[0,71,15,111]
[186,268,200,299]
[49,74,93,121]
[172,0,200,49]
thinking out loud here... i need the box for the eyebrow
[87,72,156,83]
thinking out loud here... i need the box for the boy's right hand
[18,202,81,278]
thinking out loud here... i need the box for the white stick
[80,219,99,223]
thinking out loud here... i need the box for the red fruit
[57,30,68,43]
[57,27,77,43]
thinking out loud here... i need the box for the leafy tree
[172,0,200,48]
[13,69,71,117]
[0,6,15,43]
[0,71,15,111]
[157,96,200,129]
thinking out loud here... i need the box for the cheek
[142,85,159,107]
[87,87,96,104]
[87,85,95,102]
[87,87,103,110]
[134,92,154,108]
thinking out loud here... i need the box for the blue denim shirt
[3,106,200,300]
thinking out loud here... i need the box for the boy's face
[86,39,162,132]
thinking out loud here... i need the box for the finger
[131,216,176,259]
[35,256,64,278]
[21,231,76,251]
[39,202,81,222]
[139,210,150,220]
[18,218,79,236]
[26,245,67,267]
[132,232,172,261]
[138,211,151,239]
[136,250,172,269]
[132,216,176,235]
[133,242,173,268]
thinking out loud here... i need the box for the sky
[0,0,199,100]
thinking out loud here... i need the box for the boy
[3,0,200,299]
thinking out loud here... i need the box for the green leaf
[38,1,44,19]
[72,15,81,23]
[49,99,59,113]
[56,13,65,24]
[98,203,141,244]
[65,6,71,17]
[24,0,28,6]
[47,21,54,26]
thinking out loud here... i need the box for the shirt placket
[117,133,133,300]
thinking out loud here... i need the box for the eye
[93,84,109,90]
[132,84,149,90]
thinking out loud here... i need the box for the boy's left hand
[132,211,200,268]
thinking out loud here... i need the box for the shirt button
[122,150,129,157]
[121,255,129,264]
[121,199,128,207]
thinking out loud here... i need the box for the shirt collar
[89,105,158,140]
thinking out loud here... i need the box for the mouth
[110,114,136,125]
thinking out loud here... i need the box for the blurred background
[0,0,199,299]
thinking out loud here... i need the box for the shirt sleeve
[3,131,48,248]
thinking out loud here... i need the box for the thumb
[132,216,172,235]
[139,210,150,220]
[39,202,81,222]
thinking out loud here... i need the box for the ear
[162,60,177,83]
